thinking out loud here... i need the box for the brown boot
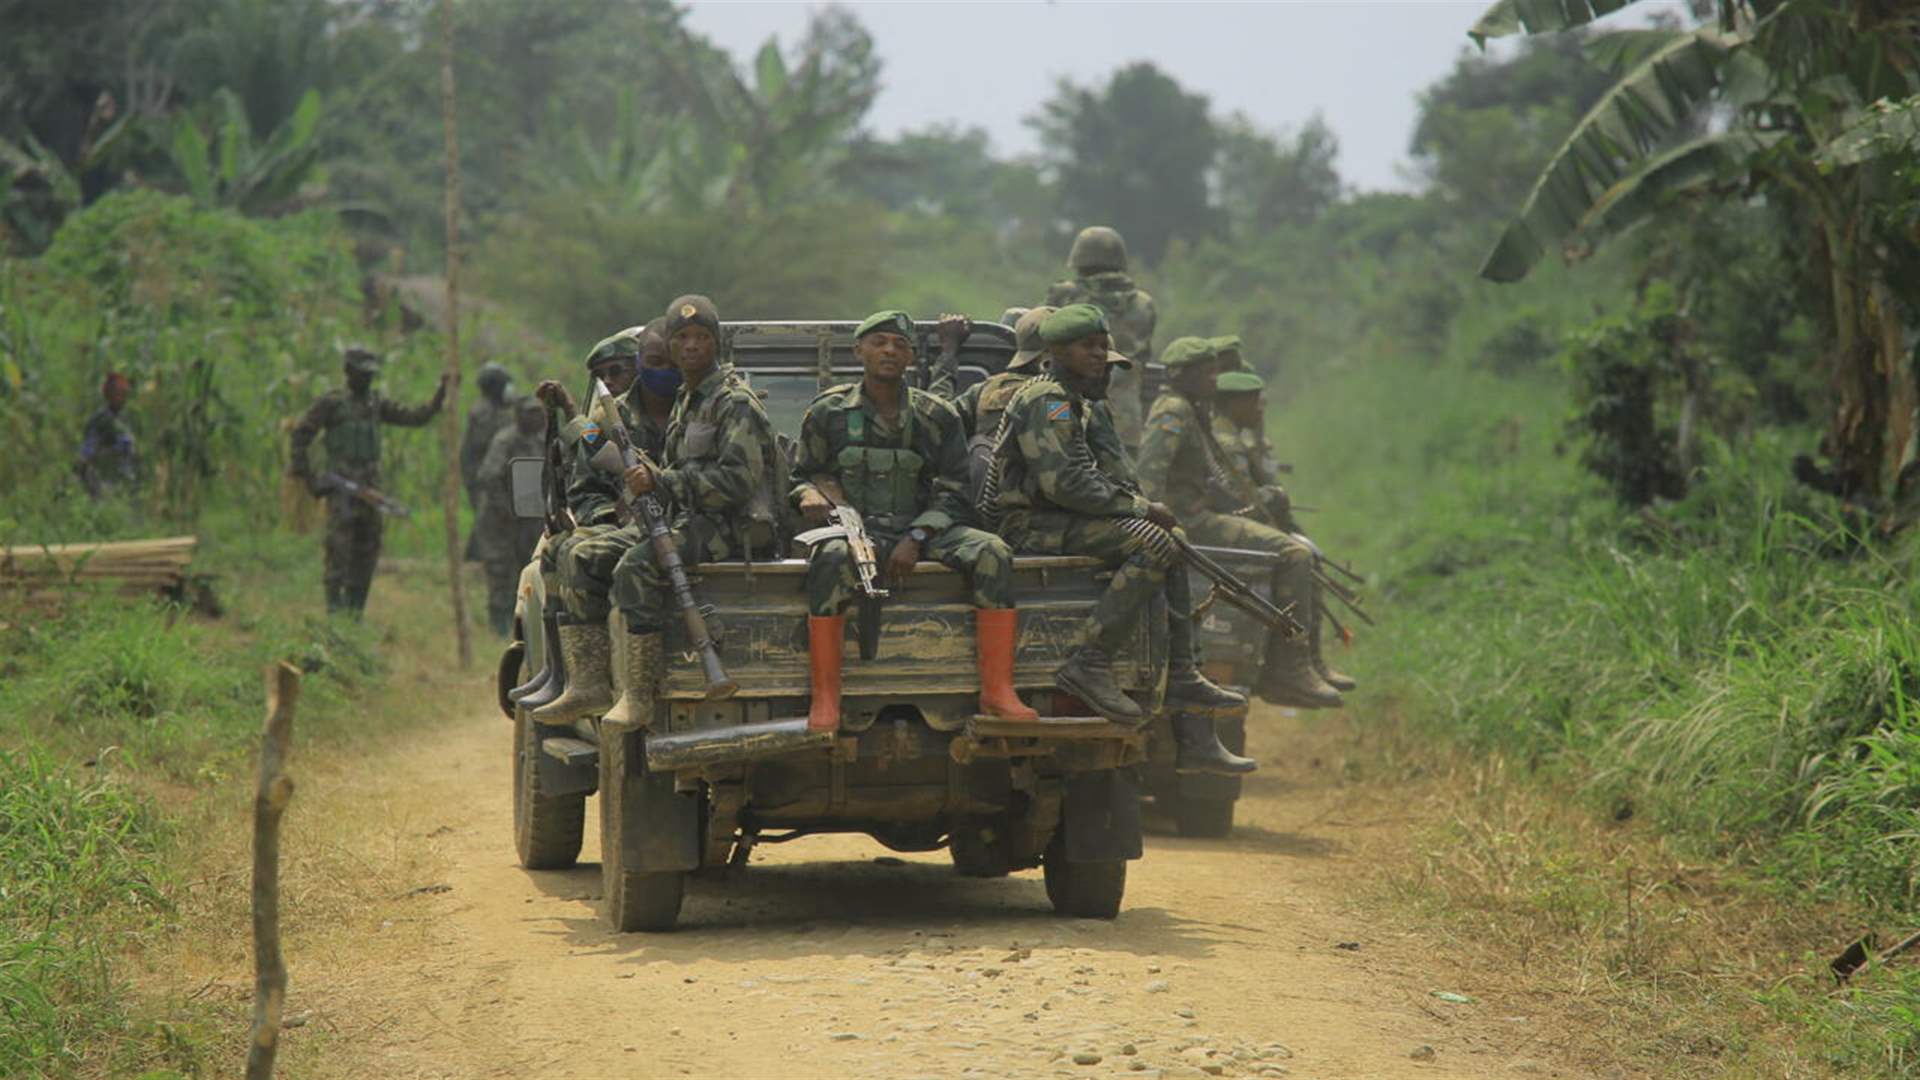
[807,615,845,732]
[601,631,662,729]
[531,622,614,723]
[975,609,1038,721]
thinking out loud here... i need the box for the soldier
[951,305,1055,439]
[1137,337,1342,708]
[461,362,516,510]
[289,345,447,615]
[77,372,138,498]
[994,304,1252,774]
[794,310,1037,732]
[1211,334,1247,374]
[474,396,548,636]
[1213,369,1356,694]
[542,296,783,727]
[1045,226,1157,448]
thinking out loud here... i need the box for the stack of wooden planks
[0,536,198,591]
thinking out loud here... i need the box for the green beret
[1210,335,1242,355]
[1039,303,1108,345]
[855,309,915,343]
[665,294,720,338]
[1216,370,1265,394]
[1159,336,1217,370]
[584,327,642,369]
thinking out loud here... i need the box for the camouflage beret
[1216,370,1265,394]
[855,309,915,343]
[1039,303,1109,345]
[1009,305,1057,371]
[1159,336,1217,371]
[584,327,643,369]
[665,294,720,338]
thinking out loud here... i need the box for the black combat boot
[1171,713,1258,775]
[1166,663,1247,715]
[509,611,561,703]
[1054,647,1145,725]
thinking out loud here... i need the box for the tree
[1215,113,1342,236]
[1028,62,1219,266]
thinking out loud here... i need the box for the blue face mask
[639,367,682,398]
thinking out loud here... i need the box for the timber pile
[0,536,198,590]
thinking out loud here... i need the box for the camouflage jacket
[1211,414,1281,491]
[560,390,668,527]
[954,370,1039,441]
[792,381,972,535]
[1045,272,1158,448]
[1139,389,1239,519]
[474,423,547,558]
[460,397,515,506]
[997,376,1151,523]
[656,365,781,542]
[289,388,439,485]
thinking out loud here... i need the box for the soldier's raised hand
[535,380,577,418]
[936,313,973,351]
[798,487,832,526]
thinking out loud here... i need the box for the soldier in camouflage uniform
[289,346,447,615]
[474,396,548,636]
[1213,369,1355,693]
[531,322,674,721]
[793,310,1037,732]
[949,305,1055,439]
[1211,334,1247,374]
[76,372,138,498]
[1138,338,1342,708]
[1045,226,1157,449]
[994,305,1252,773]
[461,362,515,509]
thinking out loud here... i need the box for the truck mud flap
[618,733,702,873]
[1176,770,1243,802]
[1062,769,1143,863]
[534,725,597,799]
[645,717,834,772]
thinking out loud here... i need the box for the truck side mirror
[508,458,546,520]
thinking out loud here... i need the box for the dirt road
[252,697,1575,1080]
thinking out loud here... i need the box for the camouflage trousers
[1005,511,1200,664]
[552,512,772,632]
[1182,511,1313,569]
[323,493,382,610]
[553,522,642,625]
[805,524,1012,617]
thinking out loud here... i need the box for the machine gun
[792,478,888,660]
[319,473,411,518]
[586,381,737,701]
[1113,517,1305,638]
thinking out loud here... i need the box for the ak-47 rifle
[320,472,412,517]
[792,478,888,660]
[586,380,737,701]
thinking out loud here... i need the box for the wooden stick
[437,0,473,670]
[246,662,301,1080]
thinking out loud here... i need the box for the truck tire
[598,729,686,933]
[1173,796,1236,838]
[513,710,585,870]
[949,816,1014,878]
[496,639,525,720]
[1042,832,1126,919]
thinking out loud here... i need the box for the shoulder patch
[1046,399,1074,423]
[812,381,858,402]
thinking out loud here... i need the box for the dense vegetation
[6,0,1920,1073]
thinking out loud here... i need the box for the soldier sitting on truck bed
[991,304,1255,773]
[793,310,1039,733]
[590,295,784,727]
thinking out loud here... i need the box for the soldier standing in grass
[288,345,447,616]
[461,362,516,563]
[1045,226,1158,449]
[792,310,1038,732]
[76,372,139,498]
[1138,337,1348,707]
[992,304,1252,774]
[474,396,548,636]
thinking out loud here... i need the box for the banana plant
[166,86,324,214]
[0,96,134,252]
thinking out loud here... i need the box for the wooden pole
[246,662,301,1080]
[438,0,473,669]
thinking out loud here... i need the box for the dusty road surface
[249,697,1578,1080]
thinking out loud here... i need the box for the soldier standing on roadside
[1138,338,1344,708]
[993,305,1252,773]
[792,310,1038,732]
[461,362,516,563]
[474,396,548,636]
[1045,226,1158,449]
[76,372,139,498]
[288,345,447,616]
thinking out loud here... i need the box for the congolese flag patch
[1046,400,1073,422]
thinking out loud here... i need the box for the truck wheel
[1173,796,1236,838]
[513,710,585,870]
[496,640,525,720]
[949,816,1013,878]
[598,729,686,933]
[1041,832,1126,919]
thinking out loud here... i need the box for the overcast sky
[682,1,1526,193]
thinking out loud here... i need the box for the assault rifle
[586,381,737,701]
[793,478,888,660]
[320,473,411,517]
[1170,528,1307,639]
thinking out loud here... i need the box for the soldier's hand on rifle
[535,380,577,419]
[887,534,922,581]
[303,473,334,498]
[624,462,656,495]
[798,487,832,526]
[936,313,973,351]
[1145,501,1178,530]
[430,374,450,409]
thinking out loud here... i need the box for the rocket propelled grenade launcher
[586,380,737,701]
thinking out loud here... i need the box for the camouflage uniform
[1138,388,1311,573]
[1046,227,1157,448]
[288,375,441,614]
[793,381,1011,615]
[77,407,138,497]
[550,388,669,624]
[474,404,548,636]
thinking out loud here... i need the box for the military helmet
[1000,306,1030,329]
[1067,226,1129,274]
[476,362,512,393]
[1008,306,1057,372]
[342,344,382,374]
